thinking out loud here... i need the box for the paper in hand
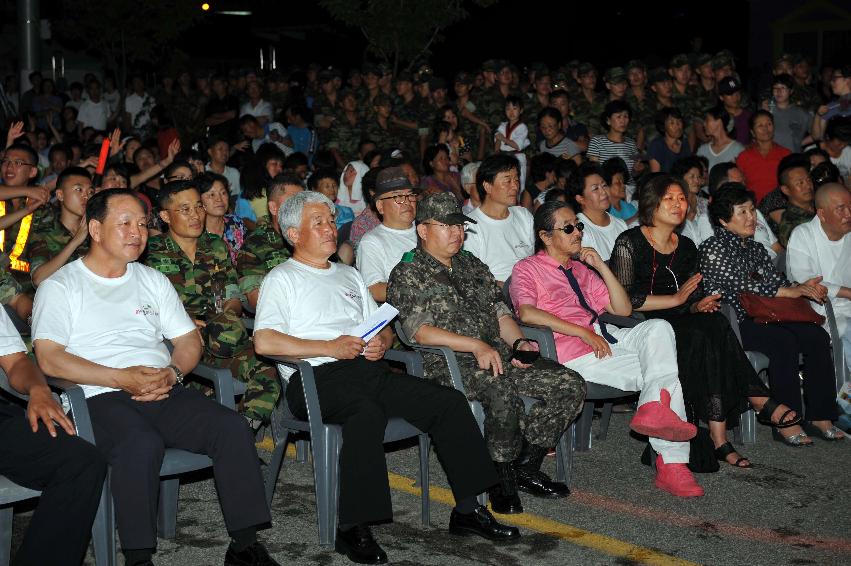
[351,302,399,343]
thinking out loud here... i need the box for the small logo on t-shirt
[343,289,361,302]
[135,304,159,317]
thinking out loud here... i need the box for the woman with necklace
[611,175,802,468]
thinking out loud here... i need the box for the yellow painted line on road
[388,472,700,566]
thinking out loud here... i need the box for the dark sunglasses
[552,222,584,235]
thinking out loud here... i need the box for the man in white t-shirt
[253,191,518,564]
[787,183,851,370]
[0,307,107,566]
[77,79,111,131]
[31,189,278,566]
[570,162,628,261]
[124,75,155,137]
[239,81,275,127]
[356,166,419,302]
[463,154,535,283]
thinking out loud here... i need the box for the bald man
[787,183,851,371]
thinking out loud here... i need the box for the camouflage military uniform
[387,247,586,462]
[365,118,407,154]
[524,95,549,152]
[478,87,522,132]
[22,212,89,280]
[792,82,821,113]
[235,217,290,298]
[313,91,339,138]
[326,110,366,163]
[393,96,424,156]
[145,231,280,423]
[672,84,704,129]
[571,92,604,135]
[0,267,21,306]
[777,205,815,248]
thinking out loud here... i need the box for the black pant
[739,319,838,421]
[286,357,498,526]
[87,385,271,550]
[0,403,106,566]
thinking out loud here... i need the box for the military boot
[488,461,523,514]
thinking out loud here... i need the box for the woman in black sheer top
[610,175,802,467]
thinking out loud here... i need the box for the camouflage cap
[669,53,691,69]
[482,59,499,73]
[375,166,419,196]
[416,192,477,225]
[317,68,335,83]
[377,63,393,76]
[603,67,628,84]
[711,53,734,70]
[566,60,580,70]
[428,77,447,91]
[624,59,646,72]
[648,67,672,85]
[577,62,596,77]
[530,62,550,76]
[203,311,249,359]
[454,71,474,85]
[362,63,380,77]
[396,70,414,83]
[694,53,713,68]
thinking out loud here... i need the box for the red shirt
[736,143,791,203]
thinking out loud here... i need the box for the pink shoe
[654,455,704,497]
[629,389,697,442]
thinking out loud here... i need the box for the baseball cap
[375,166,419,197]
[603,67,628,84]
[416,192,477,225]
[717,77,742,96]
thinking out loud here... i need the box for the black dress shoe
[488,487,524,514]
[516,468,570,499]
[335,525,388,564]
[225,541,280,566]
[449,505,521,541]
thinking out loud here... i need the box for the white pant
[563,319,690,464]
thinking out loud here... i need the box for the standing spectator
[19,71,42,117]
[765,74,813,153]
[239,81,274,127]
[124,75,156,138]
[737,110,792,203]
[648,107,693,173]
[205,75,240,143]
[77,79,111,132]
[697,106,745,172]
[494,96,530,189]
[31,78,63,131]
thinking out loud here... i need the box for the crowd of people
[0,48,850,566]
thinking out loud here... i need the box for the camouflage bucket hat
[203,310,250,359]
[669,54,691,69]
[604,67,628,84]
[416,192,477,225]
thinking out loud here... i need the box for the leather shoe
[335,525,388,564]
[488,485,524,514]
[225,541,280,565]
[449,505,521,541]
[516,468,570,499]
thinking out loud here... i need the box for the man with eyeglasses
[509,200,702,498]
[25,167,93,287]
[145,181,280,429]
[387,192,586,515]
[462,154,534,286]
[356,167,420,302]
[31,188,278,566]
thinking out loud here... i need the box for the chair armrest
[393,321,467,393]
[382,349,423,377]
[260,354,325,437]
[242,317,255,331]
[0,368,28,402]
[190,362,239,410]
[518,323,559,362]
[45,377,96,444]
[3,305,30,336]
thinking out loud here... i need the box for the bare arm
[253,328,365,360]
[1,351,76,436]
[368,283,387,303]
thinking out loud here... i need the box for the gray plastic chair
[824,299,849,391]
[263,350,431,548]
[0,370,113,566]
[720,305,770,445]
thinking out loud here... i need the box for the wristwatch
[167,364,184,385]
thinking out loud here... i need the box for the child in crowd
[495,95,530,188]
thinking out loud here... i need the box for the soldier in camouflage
[478,61,522,133]
[602,67,643,145]
[326,89,366,168]
[790,54,822,113]
[571,63,603,135]
[387,192,586,514]
[669,54,703,134]
[313,68,341,133]
[524,68,552,151]
[393,71,426,158]
[145,181,280,426]
[236,177,304,310]
[365,94,408,154]
[25,167,92,287]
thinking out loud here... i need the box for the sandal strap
[713,441,737,460]
[756,399,802,428]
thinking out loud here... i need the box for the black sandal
[756,398,802,429]
[714,442,753,468]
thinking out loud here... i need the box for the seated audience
[570,162,628,261]
[736,110,792,204]
[777,157,816,247]
[197,172,247,263]
[253,191,520,563]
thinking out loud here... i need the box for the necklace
[643,227,678,295]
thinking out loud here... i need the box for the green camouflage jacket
[236,217,290,296]
[23,211,89,278]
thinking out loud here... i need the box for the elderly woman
[197,172,246,264]
[610,174,804,467]
[699,185,845,444]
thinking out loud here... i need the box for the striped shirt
[587,135,638,175]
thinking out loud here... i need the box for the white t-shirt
[0,308,26,357]
[206,163,242,197]
[254,259,378,379]
[31,259,197,398]
[77,99,110,131]
[125,92,154,129]
[463,206,535,281]
[356,224,417,287]
[830,146,851,180]
[696,140,745,172]
[577,212,628,261]
[240,99,275,122]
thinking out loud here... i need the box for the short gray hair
[279,191,336,245]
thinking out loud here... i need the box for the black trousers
[87,385,271,550]
[739,319,839,421]
[286,357,498,526]
[0,403,106,566]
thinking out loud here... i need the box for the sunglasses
[552,222,584,235]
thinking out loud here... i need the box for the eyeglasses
[551,222,584,234]
[1,158,35,169]
[421,222,465,232]
[377,193,419,205]
[166,174,192,182]
[168,203,205,217]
